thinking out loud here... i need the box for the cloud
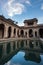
[38,16,43,24]
[14,0,31,4]
[3,0,31,17]
[13,63,21,65]
[25,0,31,5]
[41,4,43,10]
[18,22,24,26]
[4,60,21,65]
[4,0,24,17]
[4,61,11,65]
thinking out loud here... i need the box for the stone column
[33,30,35,38]
[4,24,9,38]
[37,29,39,38]
[27,30,29,38]
[11,27,14,38]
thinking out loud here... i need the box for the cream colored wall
[0,19,42,39]
[24,21,37,27]
[0,20,19,38]
[33,22,37,26]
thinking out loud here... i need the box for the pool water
[0,40,43,65]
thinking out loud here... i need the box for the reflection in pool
[0,40,43,65]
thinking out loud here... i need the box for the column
[37,29,39,38]
[33,30,35,38]
[27,30,29,38]
[11,27,14,38]
[4,24,9,38]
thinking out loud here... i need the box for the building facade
[0,15,43,39]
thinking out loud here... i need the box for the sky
[0,0,43,26]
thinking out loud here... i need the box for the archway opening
[39,29,43,38]
[17,30,19,37]
[29,29,33,37]
[20,30,24,37]
[35,31,37,37]
[0,24,4,38]
[8,27,11,38]
[25,32,27,37]
[14,28,16,37]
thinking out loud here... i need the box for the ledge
[0,37,42,43]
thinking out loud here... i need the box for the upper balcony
[24,18,38,27]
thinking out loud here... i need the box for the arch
[29,29,33,37]
[39,28,43,38]
[0,24,4,38]
[8,27,11,38]
[14,28,16,37]
[17,30,19,37]
[25,32,27,37]
[20,30,24,37]
[35,31,37,37]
